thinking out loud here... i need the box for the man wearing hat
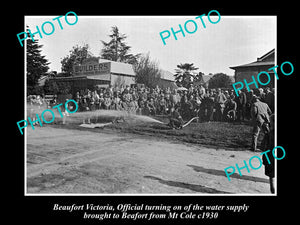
[264,87,274,113]
[236,90,247,122]
[103,92,112,110]
[158,93,167,115]
[99,92,105,109]
[180,95,193,120]
[246,90,254,120]
[215,88,227,121]
[146,97,156,116]
[251,95,272,151]
[224,96,237,122]
[122,89,132,111]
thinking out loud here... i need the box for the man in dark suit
[236,90,247,121]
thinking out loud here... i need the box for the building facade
[51,57,136,93]
[230,49,275,88]
[159,70,177,90]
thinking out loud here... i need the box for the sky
[24,15,276,76]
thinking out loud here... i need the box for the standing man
[262,114,275,193]
[236,90,247,122]
[246,90,254,120]
[158,93,167,115]
[199,85,206,96]
[122,89,132,111]
[103,92,112,110]
[215,88,227,121]
[224,97,237,122]
[170,89,180,108]
[180,95,193,120]
[146,97,156,116]
[251,95,272,151]
[206,90,215,122]
[264,87,275,113]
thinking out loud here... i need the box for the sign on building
[73,58,111,76]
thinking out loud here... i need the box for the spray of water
[26,104,165,126]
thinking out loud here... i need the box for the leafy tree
[56,81,72,94]
[134,52,161,88]
[26,28,49,95]
[43,80,71,95]
[208,73,233,89]
[174,63,198,88]
[60,44,93,76]
[100,26,139,64]
[43,79,59,94]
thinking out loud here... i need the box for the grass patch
[108,120,258,151]
[50,112,262,151]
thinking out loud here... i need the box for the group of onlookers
[27,85,275,123]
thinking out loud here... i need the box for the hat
[252,95,259,101]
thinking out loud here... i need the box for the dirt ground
[26,120,271,195]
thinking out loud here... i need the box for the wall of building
[235,66,275,88]
[158,79,177,90]
[110,73,135,88]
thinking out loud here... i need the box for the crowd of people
[74,85,274,122]
[27,84,275,193]
[27,85,275,124]
[28,85,273,123]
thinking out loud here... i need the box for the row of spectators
[27,85,275,122]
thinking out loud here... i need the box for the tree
[134,52,162,88]
[43,80,71,95]
[208,73,233,89]
[100,26,139,64]
[26,28,50,95]
[60,44,93,76]
[43,79,59,94]
[174,63,198,88]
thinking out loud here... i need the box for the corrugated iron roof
[202,75,211,83]
[160,70,174,81]
[230,49,275,70]
[230,61,274,69]
[257,49,275,62]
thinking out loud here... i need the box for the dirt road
[26,125,270,194]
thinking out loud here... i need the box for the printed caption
[53,203,249,221]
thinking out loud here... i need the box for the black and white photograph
[23,15,277,195]
[13,7,298,224]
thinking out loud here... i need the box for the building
[159,70,177,89]
[38,75,49,86]
[193,74,212,88]
[229,49,275,88]
[51,57,136,93]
